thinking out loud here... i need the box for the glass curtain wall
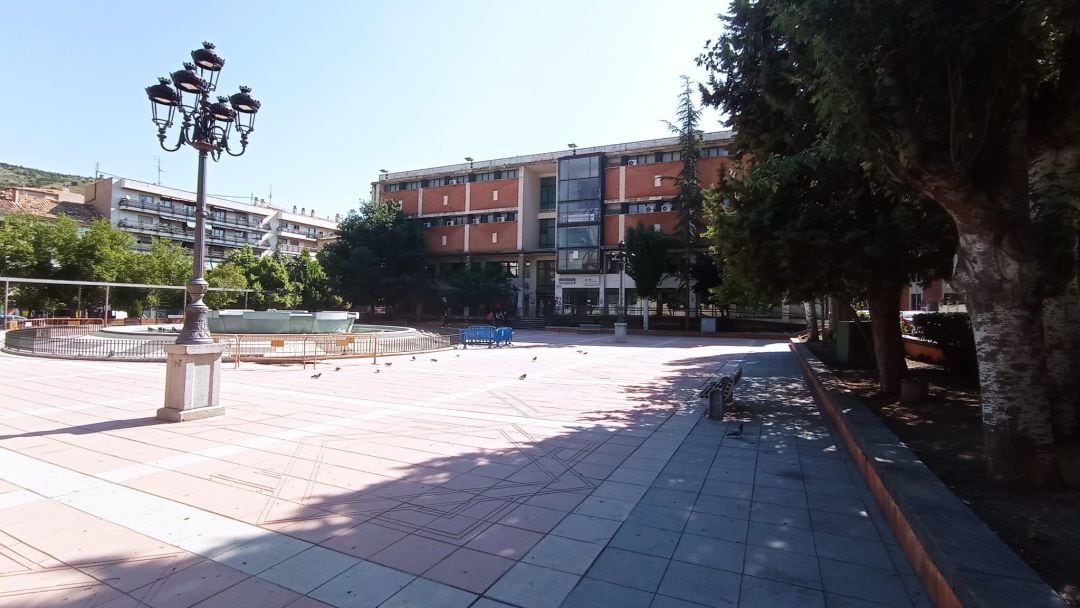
[556,155,604,273]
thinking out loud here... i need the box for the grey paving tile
[748,502,811,529]
[652,595,714,608]
[684,512,749,543]
[485,562,579,608]
[652,473,706,493]
[657,560,742,608]
[693,494,751,519]
[672,533,744,573]
[701,480,754,501]
[803,478,859,498]
[470,600,518,608]
[309,560,413,608]
[739,574,826,608]
[663,461,711,478]
[705,467,756,485]
[900,573,934,608]
[625,456,670,472]
[819,557,911,607]
[752,471,805,492]
[521,535,604,575]
[810,510,880,541]
[563,578,654,608]
[824,594,897,608]
[610,522,682,558]
[805,491,869,517]
[592,480,650,502]
[885,544,914,575]
[752,485,808,509]
[746,522,816,556]
[379,577,476,608]
[814,531,894,571]
[743,545,822,589]
[573,495,637,521]
[261,546,361,594]
[587,547,669,592]
[608,466,661,486]
[550,514,622,543]
[641,487,699,510]
[626,503,693,532]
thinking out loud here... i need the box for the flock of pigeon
[308,344,591,381]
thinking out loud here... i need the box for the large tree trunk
[866,284,907,394]
[642,297,650,331]
[1043,275,1080,441]
[803,301,819,341]
[952,231,1063,488]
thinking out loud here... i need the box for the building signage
[582,278,601,287]
[557,277,577,286]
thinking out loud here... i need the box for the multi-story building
[83,178,339,263]
[373,131,734,317]
[271,206,341,257]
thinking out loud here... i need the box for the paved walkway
[0,333,930,607]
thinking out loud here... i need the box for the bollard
[708,388,726,420]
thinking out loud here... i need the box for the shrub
[911,313,978,375]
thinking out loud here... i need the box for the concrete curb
[790,343,1067,608]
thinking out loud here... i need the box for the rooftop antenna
[268,183,273,206]
[154,156,164,185]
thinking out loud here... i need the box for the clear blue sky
[0,1,727,219]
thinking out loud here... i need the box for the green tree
[758,0,1080,487]
[664,76,709,326]
[443,263,516,317]
[288,250,333,311]
[319,200,427,310]
[624,223,676,330]
[205,263,249,309]
[252,253,296,309]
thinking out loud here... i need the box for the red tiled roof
[0,188,101,223]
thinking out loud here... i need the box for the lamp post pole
[144,42,261,420]
[614,242,628,342]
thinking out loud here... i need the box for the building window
[537,260,556,288]
[659,151,681,163]
[474,169,519,182]
[703,147,729,158]
[557,225,599,248]
[138,194,154,203]
[557,249,601,273]
[540,176,556,211]
[491,232,498,244]
[441,235,448,246]
[538,219,556,248]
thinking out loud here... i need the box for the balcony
[118,219,195,242]
[118,197,269,231]
[277,244,304,254]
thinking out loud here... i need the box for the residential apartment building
[83,178,339,263]
[373,132,734,317]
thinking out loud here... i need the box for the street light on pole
[616,241,627,324]
[145,42,261,421]
[146,42,261,345]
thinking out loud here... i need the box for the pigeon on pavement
[310,373,322,379]
[519,373,527,380]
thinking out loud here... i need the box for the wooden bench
[698,360,744,420]
[577,323,603,334]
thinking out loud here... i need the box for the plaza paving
[0,332,931,608]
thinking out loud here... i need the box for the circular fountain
[208,309,358,334]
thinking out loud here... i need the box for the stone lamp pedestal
[157,343,225,422]
[614,322,628,343]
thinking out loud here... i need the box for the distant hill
[0,162,95,191]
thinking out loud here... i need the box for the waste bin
[701,318,717,333]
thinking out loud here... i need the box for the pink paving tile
[413,513,488,543]
[4,580,130,608]
[423,547,516,594]
[464,523,543,560]
[368,534,458,575]
[259,511,361,545]
[190,575,300,608]
[497,503,567,534]
[319,521,408,559]
[130,557,249,608]
[439,473,501,492]
[79,551,204,593]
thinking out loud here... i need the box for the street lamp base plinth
[159,343,224,422]
[614,322,628,343]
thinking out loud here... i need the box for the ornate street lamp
[145,42,261,345]
[616,241,628,324]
